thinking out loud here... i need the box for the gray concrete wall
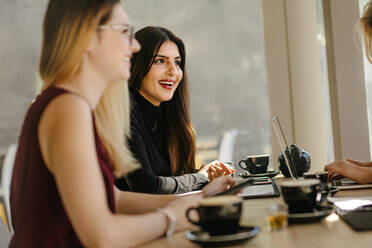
[0,0,48,154]
[0,0,271,169]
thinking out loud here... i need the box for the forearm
[126,171,208,195]
[96,211,168,248]
[125,171,178,194]
[169,173,209,194]
[362,162,372,167]
[144,173,208,194]
[116,190,177,214]
[344,166,372,184]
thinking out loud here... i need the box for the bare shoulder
[41,93,92,124]
[38,93,94,171]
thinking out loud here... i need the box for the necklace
[152,121,157,131]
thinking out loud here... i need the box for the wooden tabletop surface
[140,181,372,248]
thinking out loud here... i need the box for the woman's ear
[86,32,99,53]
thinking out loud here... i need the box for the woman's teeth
[159,81,174,86]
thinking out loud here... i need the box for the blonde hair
[94,81,139,177]
[359,1,372,63]
[39,0,139,176]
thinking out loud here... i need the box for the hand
[163,194,203,232]
[345,158,372,167]
[324,160,351,180]
[198,160,235,180]
[324,160,372,184]
[202,175,237,197]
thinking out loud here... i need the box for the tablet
[239,182,281,199]
[239,179,281,199]
[215,179,254,196]
[215,178,281,199]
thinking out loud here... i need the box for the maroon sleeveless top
[10,86,116,247]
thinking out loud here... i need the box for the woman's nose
[167,62,176,75]
[131,38,141,53]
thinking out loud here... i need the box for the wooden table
[140,185,372,248]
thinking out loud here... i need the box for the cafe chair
[0,216,10,248]
[0,144,17,234]
[218,129,238,163]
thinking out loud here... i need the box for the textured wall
[0,1,270,169]
[0,0,48,154]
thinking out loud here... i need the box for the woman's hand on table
[162,176,236,234]
[162,194,203,232]
[202,175,237,197]
[198,160,235,180]
[325,159,372,184]
[325,160,354,180]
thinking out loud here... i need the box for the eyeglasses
[98,24,134,45]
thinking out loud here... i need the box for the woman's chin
[160,93,175,102]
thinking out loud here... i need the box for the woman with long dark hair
[9,2,235,246]
[115,26,234,194]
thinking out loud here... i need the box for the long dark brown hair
[129,26,196,175]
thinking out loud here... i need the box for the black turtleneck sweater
[115,91,209,194]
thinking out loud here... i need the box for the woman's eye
[121,29,129,34]
[154,58,164,63]
[175,60,181,66]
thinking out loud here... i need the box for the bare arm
[115,175,237,214]
[114,188,177,214]
[38,94,193,248]
[346,158,372,167]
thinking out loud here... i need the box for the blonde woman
[9,0,235,247]
[325,1,372,184]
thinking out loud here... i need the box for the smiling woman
[140,41,183,106]
[8,1,236,247]
[115,26,234,194]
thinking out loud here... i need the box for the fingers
[218,162,235,174]
[204,161,236,180]
[216,176,237,192]
[207,164,224,179]
[164,194,202,231]
[207,166,220,179]
[202,176,237,197]
[222,175,237,188]
[324,162,346,181]
[209,161,234,176]
[330,173,343,180]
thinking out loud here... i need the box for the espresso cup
[239,154,270,174]
[280,179,321,214]
[303,171,328,183]
[186,195,242,235]
[303,171,331,202]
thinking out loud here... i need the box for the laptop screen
[272,115,299,179]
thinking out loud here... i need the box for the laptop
[272,115,299,179]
